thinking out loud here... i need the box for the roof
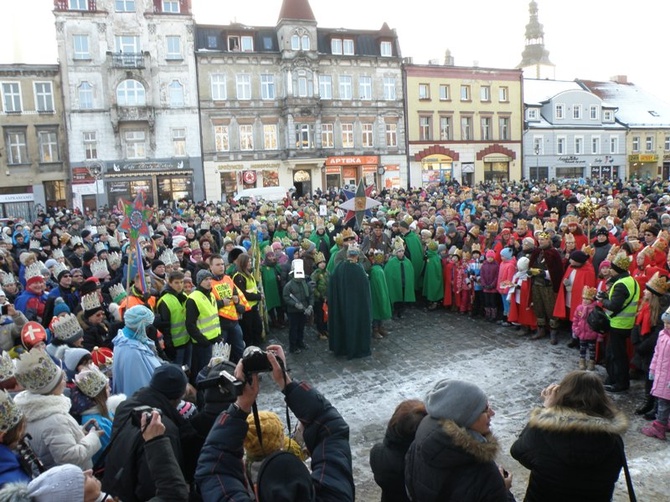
[577,79,670,128]
[523,78,584,105]
[278,0,316,22]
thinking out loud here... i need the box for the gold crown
[52,313,84,344]
[74,366,108,398]
[314,251,325,264]
[109,283,127,304]
[90,260,109,279]
[537,231,550,239]
[341,228,356,241]
[15,348,63,395]
[581,244,595,257]
[427,240,438,252]
[654,237,668,251]
[646,272,669,296]
[51,248,64,259]
[94,242,107,254]
[612,251,632,272]
[0,390,23,434]
[471,243,481,253]
[0,352,15,382]
[24,262,44,283]
[582,286,597,300]
[81,292,102,313]
[225,231,238,242]
[486,221,498,233]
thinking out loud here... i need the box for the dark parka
[369,425,414,502]
[405,416,513,502]
[510,406,628,502]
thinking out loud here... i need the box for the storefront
[324,156,380,190]
[554,156,586,180]
[218,163,282,200]
[0,190,35,221]
[482,155,512,183]
[589,156,620,181]
[629,154,659,179]
[420,154,453,186]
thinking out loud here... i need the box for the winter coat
[283,278,313,314]
[111,331,162,397]
[571,302,599,342]
[0,311,28,351]
[144,436,190,502]
[369,425,414,502]
[510,406,628,502]
[405,416,511,502]
[497,258,517,296]
[196,381,355,502]
[650,327,670,400]
[480,260,499,293]
[13,391,101,470]
[0,444,30,488]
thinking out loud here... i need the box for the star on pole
[339,178,380,229]
[119,191,153,242]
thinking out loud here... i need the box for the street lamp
[87,162,104,210]
[533,143,540,181]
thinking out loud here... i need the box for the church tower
[516,1,555,79]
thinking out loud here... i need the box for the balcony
[110,52,146,69]
[111,106,155,132]
[54,0,99,11]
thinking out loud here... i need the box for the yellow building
[405,64,523,186]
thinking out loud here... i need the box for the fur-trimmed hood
[13,392,71,422]
[439,419,499,463]
[527,406,629,435]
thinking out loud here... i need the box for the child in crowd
[310,252,329,340]
[641,305,670,440]
[480,250,499,322]
[454,250,471,315]
[571,286,599,370]
[467,246,483,317]
[508,257,537,334]
[497,247,517,327]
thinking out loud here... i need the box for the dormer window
[291,33,311,51]
[331,38,354,55]
[291,34,300,50]
[69,0,88,10]
[301,35,310,51]
[162,0,180,13]
[228,35,254,52]
[380,41,392,57]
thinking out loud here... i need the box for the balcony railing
[111,106,156,132]
[54,0,98,11]
[110,52,146,69]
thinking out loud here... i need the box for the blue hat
[500,248,513,260]
[53,298,71,317]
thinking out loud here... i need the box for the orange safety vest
[210,275,250,321]
[118,292,156,319]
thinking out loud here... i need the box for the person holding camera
[196,344,355,502]
[282,259,313,354]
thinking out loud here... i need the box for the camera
[197,370,244,398]
[131,406,162,428]
[242,346,285,375]
[1,304,8,316]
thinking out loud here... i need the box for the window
[499,86,509,102]
[604,110,614,122]
[460,116,472,140]
[331,39,342,55]
[241,36,253,52]
[418,83,430,100]
[380,41,392,57]
[69,0,87,10]
[610,136,618,154]
[439,84,450,100]
[115,0,135,11]
[83,132,97,160]
[632,136,640,152]
[592,136,601,154]
[115,35,140,54]
[6,130,27,164]
[557,136,566,154]
[211,75,226,100]
[172,128,186,156]
[555,104,565,119]
[295,124,312,149]
[296,75,312,98]
[646,136,654,151]
[460,85,470,101]
[162,0,180,13]
[301,35,310,50]
[73,35,90,59]
[439,116,452,140]
[291,35,300,50]
[383,77,396,100]
[125,130,146,158]
[239,125,254,150]
[227,36,241,51]
[362,123,373,147]
[499,117,510,140]
[527,108,538,120]
[166,36,181,59]
[33,82,54,112]
[321,124,334,148]
[206,35,217,49]
[236,75,251,100]
[38,130,59,162]
[665,136,670,151]
[214,125,229,151]
[419,116,432,141]
[343,39,354,55]
[2,82,22,112]
[341,123,354,148]
[117,79,145,106]
[78,82,93,109]
[386,123,397,147]
[260,74,275,100]
[319,75,332,99]
[481,117,491,140]
[574,137,583,154]
[359,76,372,100]
[573,105,582,120]
[168,81,184,107]
[590,105,599,120]
[339,76,352,100]
[480,86,490,102]
[263,124,277,150]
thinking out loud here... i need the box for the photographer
[196,344,355,502]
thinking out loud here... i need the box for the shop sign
[629,154,658,163]
[106,158,190,174]
[0,193,33,203]
[242,170,257,184]
[362,165,377,173]
[326,155,379,166]
[72,167,96,184]
[325,166,341,174]
[557,155,584,164]
[109,181,129,193]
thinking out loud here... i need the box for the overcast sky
[2,0,669,102]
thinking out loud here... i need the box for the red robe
[442,258,455,307]
[553,262,597,321]
[508,276,537,328]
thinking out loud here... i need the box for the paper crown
[1,273,16,287]
[90,260,109,279]
[611,252,632,272]
[486,221,498,233]
[109,283,127,304]
[200,221,211,231]
[51,248,64,259]
[97,226,108,236]
[0,390,23,434]
[159,249,177,266]
[107,251,122,269]
[81,292,102,313]
[341,228,356,241]
[209,341,231,367]
[91,346,113,368]
[582,286,597,301]
[94,242,107,254]
[0,352,15,382]
[24,262,44,285]
[536,231,550,240]
[15,348,63,395]
[1,234,12,244]
[29,240,41,250]
[646,272,669,296]
[225,231,238,242]
[654,237,668,251]
[391,236,405,253]
[69,235,84,247]
[74,366,108,398]
[471,243,481,253]
[52,313,84,344]
[313,251,325,264]
[107,236,120,249]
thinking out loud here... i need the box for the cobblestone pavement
[255,307,670,502]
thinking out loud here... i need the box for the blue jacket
[0,444,31,488]
[111,333,162,397]
[196,381,355,502]
[80,411,113,465]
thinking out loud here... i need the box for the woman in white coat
[13,348,102,470]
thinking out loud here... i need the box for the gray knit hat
[196,269,214,285]
[425,379,488,428]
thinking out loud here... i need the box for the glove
[294,302,305,311]
[304,306,313,316]
[649,373,655,381]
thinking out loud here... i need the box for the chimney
[610,75,628,84]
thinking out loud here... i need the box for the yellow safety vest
[607,276,639,330]
[156,293,188,347]
[233,271,258,308]
[188,290,221,341]
[210,276,250,320]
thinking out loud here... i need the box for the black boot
[636,396,655,416]
[567,338,579,348]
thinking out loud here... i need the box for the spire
[517,1,554,70]
[278,0,316,22]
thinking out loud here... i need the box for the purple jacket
[480,260,499,292]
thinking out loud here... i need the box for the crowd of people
[0,176,666,500]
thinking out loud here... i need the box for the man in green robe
[385,239,416,319]
[260,249,284,328]
[399,221,425,293]
[369,251,392,339]
[422,240,444,310]
[328,244,371,359]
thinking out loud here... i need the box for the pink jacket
[650,328,670,401]
[571,302,599,342]
[497,258,517,295]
